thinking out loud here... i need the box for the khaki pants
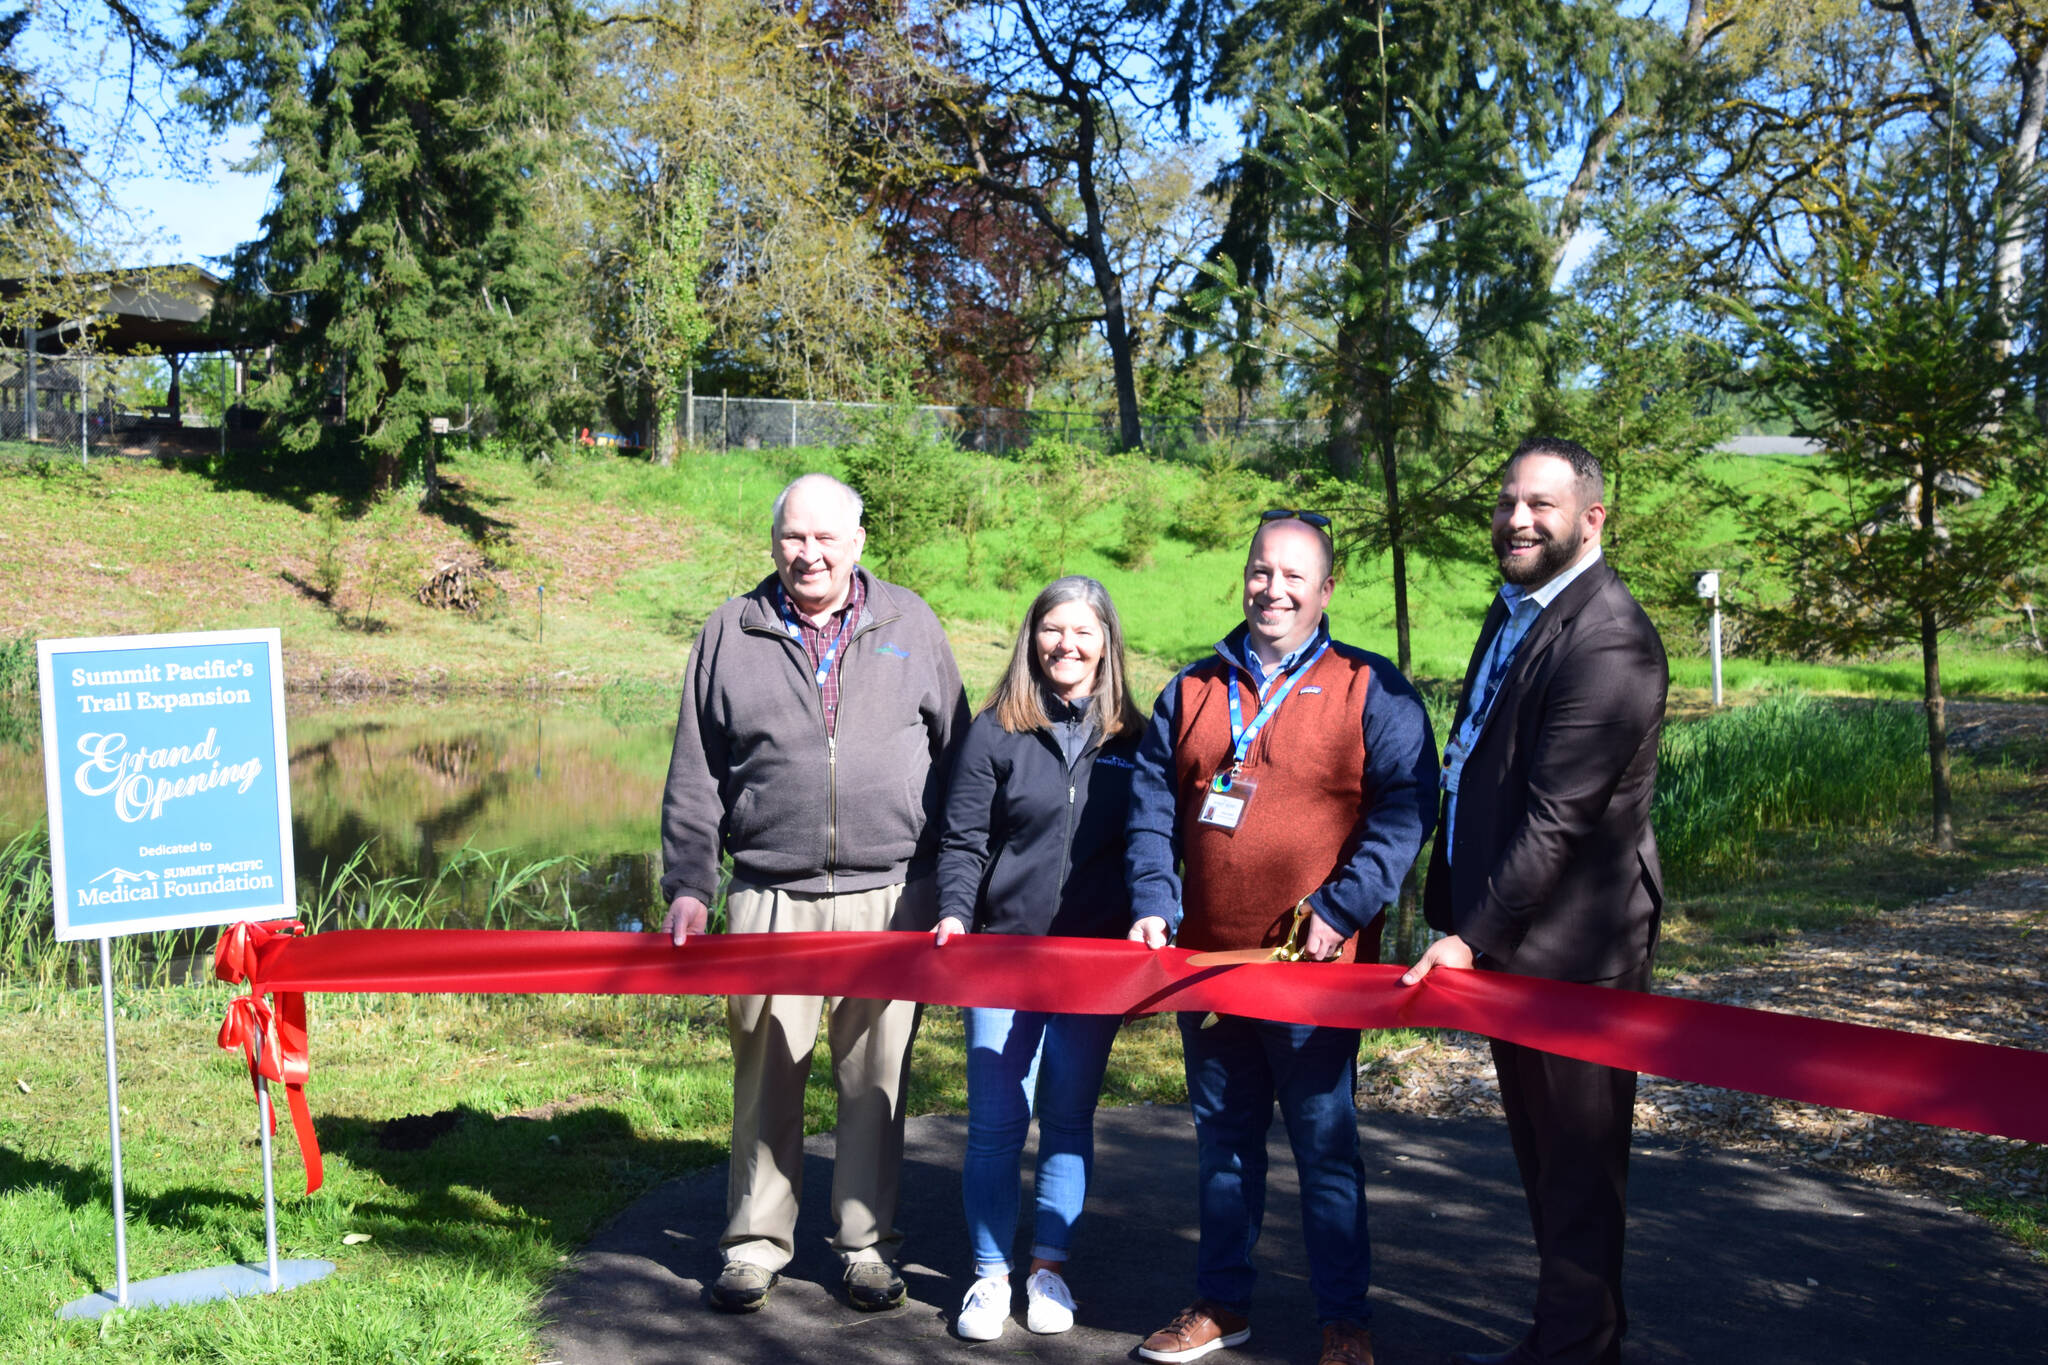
[721,877,932,1271]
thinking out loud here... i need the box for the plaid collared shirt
[776,573,866,734]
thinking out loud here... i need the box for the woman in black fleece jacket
[933,576,1144,1343]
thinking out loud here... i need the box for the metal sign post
[95,936,128,1309]
[1695,570,1724,707]
[39,629,333,1319]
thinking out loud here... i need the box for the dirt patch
[1947,700,2048,754]
[1368,868,2048,1206]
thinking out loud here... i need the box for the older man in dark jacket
[659,473,969,1317]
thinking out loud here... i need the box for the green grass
[1965,1193,2048,1259]
[1654,693,1930,886]
[0,974,1195,1362]
[1658,738,2048,977]
[1669,653,2048,699]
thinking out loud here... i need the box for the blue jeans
[962,1007,1123,1278]
[1178,1012,1371,1324]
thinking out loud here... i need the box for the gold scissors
[1267,900,1315,962]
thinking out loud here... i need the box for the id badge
[1198,775,1257,830]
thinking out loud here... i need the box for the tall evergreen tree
[3,3,180,341]
[1171,0,1644,670]
[181,0,591,498]
[0,10,79,294]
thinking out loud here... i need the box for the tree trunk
[1327,338,1368,478]
[1095,259,1144,451]
[1993,32,2048,340]
[1917,452,1953,849]
[1921,603,1954,851]
[1379,416,1412,675]
[419,428,440,510]
[1065,87,1143,453]
[651,375,676,467]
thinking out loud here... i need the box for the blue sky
[118,128,273,268]
[19,2,275,269]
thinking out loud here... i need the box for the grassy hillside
[3,443,2043,703]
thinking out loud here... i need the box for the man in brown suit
[1405,437,1668,1365]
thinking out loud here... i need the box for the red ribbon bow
[213,920,323,1192]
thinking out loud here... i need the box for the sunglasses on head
[1259,508,1332,529]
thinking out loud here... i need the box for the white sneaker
[1024,1267,1076,1334]
[956,1275,1010,1341]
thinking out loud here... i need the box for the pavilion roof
[0,266,280,355]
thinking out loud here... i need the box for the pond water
[0,697,678,934]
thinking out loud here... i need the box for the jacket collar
[1457,558,1617,730]
[1212,618,1331,690]
[740,565,895,637]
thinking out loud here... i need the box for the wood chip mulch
[1362,868,2048,1208]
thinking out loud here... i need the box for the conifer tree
[181,0,592,498]
[1166,0,1646,670]
[1728,133,2048,850]
[1538,184,1734,632]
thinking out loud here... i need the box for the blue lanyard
[1221,638,1330,780]
[778,591,851,689]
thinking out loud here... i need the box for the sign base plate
[58,1259,335,1319]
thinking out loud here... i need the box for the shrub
[1107,453,1168,570]
[1175,447,1269,553]
[840,380,966,581]
[1017,436,1105,578]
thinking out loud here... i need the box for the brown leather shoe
[1320,1318,1376,1365]
[1136,1300,1251,1362]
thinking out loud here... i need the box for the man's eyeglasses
[1259,508,1331,530]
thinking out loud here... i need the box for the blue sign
[38,629,295,941]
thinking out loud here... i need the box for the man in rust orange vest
[1125,514,1438,1365]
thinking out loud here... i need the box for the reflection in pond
[0,699,680,934]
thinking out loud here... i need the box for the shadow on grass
[0,1141,265,1227]
[3,1101,726,1265]
[199,440,517,548]
[312,1104,727,1251]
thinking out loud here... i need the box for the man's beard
[1495,524,1582,586]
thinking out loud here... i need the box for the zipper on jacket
[826,732,838,896]
[1061,778,1078,878]
[1059,726,1086,882]
[743,578,905,897]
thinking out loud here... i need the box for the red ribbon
[212,920,322,1193]
[215,927,2048,1195]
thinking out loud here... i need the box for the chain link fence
[685,394,1326,457]
[1,405,272,469]
[0,400,269,465]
